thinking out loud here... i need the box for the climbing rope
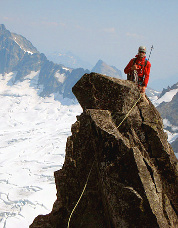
[67,161,95,228]
[116,93,142,129]
[67,92,142,227]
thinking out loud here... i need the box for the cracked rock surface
[30,73,178,228]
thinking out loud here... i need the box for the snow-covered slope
[0,70,177,227]
[154,83,178,130]
[0,24,90,100]
[154,87,178,107]
[0,72,82,227]
[145,87,161,103]
[149,82,178,155]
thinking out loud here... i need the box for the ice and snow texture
[0,72,82,227]
[154,88,178,107]
[0,72,177,227]
[163,119,178,144]
[13,37,34,55]
[153,88,178,147]
[54,71,66,83]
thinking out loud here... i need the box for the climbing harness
[67,92,142,227]
[127,58,148,86]
[127,45,153,84]
[148,45,154,61]
[133,70,138,84]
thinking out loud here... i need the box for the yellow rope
[67,93,142,227]
[67,161,95,228]
[117,93,142,129]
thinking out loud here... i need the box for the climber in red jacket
[124,46,151,93]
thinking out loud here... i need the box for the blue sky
[0,0,178,90]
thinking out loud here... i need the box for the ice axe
[148,45,154,61]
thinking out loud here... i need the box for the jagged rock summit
[30,73,178,228]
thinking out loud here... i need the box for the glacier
[154,88,178,107]
[0,72,82,227]
[0,72,177,227]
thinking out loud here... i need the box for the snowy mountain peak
[0,25,39,74]
[153,81,178,151]
[96,59,104,64]
[0,24,6,31]
[92,59,122,79]
[154,81,178,107]
[0,25,90,99]
[11,33,38,55]
[158,81,178,99]
[0,24,37,55]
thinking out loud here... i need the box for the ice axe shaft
[148,45,154,61]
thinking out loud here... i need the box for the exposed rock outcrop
[30,73,178,228]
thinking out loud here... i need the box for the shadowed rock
[30,73,178,228]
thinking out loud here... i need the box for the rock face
[30,73,178,228]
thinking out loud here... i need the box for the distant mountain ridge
[0,24,90,99]
[153,81,178,154]
[46,51,92,70]
[92,59,122,79]
[0,24,123,100]
[0,24,177,154]
[156,82,178,129]
[46,52,123,79]
[11,33,39,55]
[158,82,178,98]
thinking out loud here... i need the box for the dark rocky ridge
[0,24,90,99]
[158,82,178,99]
[30,73,178,228]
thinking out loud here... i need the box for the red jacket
[124,55,151,87]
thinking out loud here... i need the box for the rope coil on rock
[67,92,142,228]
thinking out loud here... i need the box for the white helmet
[138,46,146,53]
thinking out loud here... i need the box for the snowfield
[0,72,177,227]
[153,88,178,107]
[0,72,82,227]
[151,87,178,147]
